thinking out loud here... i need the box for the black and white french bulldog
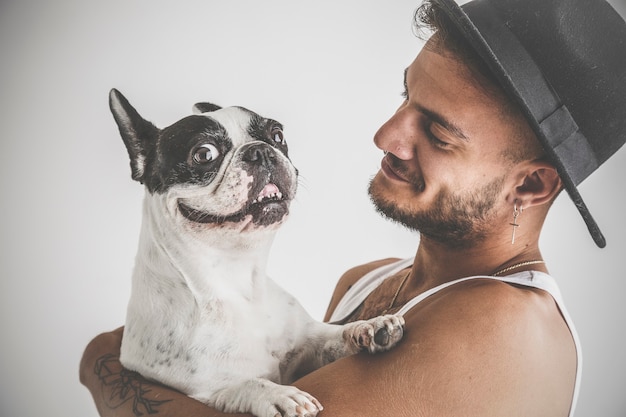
[109,88,404,417]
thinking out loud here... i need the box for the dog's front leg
[285,314,405,380]
[208,377,323,417]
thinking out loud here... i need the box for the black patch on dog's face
[243,109,289,159]
[144,115,232,193]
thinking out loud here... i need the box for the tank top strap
[396,270,561,314]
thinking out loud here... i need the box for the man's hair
[413,1,502,95]
[413,0,545,163]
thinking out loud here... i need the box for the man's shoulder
[389,278,576,414]
[307,276,577,416]
[302,276,577,416]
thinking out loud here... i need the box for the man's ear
[510,160,563,208]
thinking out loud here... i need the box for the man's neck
[408,234,545,293]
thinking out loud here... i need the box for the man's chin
[368,178,478,248]
[368,179,415,230]
[368,174,403,207]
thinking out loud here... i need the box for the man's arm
[79,327,250,417]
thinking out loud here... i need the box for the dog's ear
[109,88,159,184]
[193,102,222,114]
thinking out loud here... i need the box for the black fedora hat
[433,0,626,248]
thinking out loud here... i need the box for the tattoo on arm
[95,353,172,416]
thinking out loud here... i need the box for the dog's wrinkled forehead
[202,106,256,147]
[146,106,287,193]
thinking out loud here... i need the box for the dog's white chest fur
[123,245,310,390]
[109,89,404,417]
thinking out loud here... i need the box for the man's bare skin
[312,259,577,417]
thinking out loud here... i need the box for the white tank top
[329,258,581,417]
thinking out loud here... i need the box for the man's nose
[373,107,417,160]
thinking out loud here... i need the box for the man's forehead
[403,53,473,141]
[406,46,513,112]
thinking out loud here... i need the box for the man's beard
[368,175,505,249]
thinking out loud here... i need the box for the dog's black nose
[242,143,276,168]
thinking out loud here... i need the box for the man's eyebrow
[419,106,470,141]
[403,66,469,141]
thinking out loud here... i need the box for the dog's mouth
[252,182,284,205]
[178,183,290,225]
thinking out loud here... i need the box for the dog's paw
[213,379,322,417]
[345,314,405,353]
[256,384,322,417]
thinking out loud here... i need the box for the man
[80,0,626,416]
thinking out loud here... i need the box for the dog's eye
[193,144,220,164]
[271,127,285,145]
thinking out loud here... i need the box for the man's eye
[425,126,450,149]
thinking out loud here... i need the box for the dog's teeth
[254,184,285,204]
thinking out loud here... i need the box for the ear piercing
[510,201,522,244]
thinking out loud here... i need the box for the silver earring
[509,202,522,244]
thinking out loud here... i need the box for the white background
[1,1,625,416]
